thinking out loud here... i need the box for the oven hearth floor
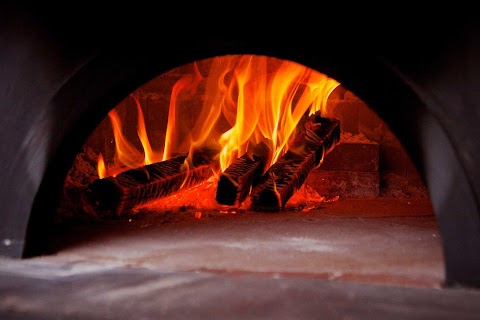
[2,198,480,319]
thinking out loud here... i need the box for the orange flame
[97,98,161,178]
[210,55,340,170]
[163,62,204,161]
[131,93,156,165]
[108,109,144,175]
[97,55,340,179]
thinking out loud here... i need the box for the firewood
[216,140,273,206]
[249,116,340,211]
[86,151,216,216]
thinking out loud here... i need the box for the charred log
[249,116,340,211]
[86,152,216,216]
[216,140,273,206]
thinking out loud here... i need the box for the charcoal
[86,152,215,216]
[216,141,273,206]
[249,116,340,211]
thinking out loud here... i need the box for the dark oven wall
[1,5,480,288]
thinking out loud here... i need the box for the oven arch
[1,10,479,288]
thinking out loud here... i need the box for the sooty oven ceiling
[1,5,480,290]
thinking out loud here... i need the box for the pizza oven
[1,4,480,298]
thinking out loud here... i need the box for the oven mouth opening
[46,54,442,288]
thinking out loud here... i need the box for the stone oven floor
[1,198,480,319]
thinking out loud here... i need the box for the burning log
[216,140,273,206]
[86,151,216,216]
[249,116,340,211]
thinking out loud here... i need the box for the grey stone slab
[1,266,480,320]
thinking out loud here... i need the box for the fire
[97,153,106,179]
[163,62,204,161]
[97,92,166,178]
[132,93,157,165]
[97,55,340,179]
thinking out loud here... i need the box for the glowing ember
[139,176,222,212]
[287,184,326,211]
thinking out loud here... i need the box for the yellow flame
[212,55,340,170]
[97,55,340,180]
[97,153,106,179]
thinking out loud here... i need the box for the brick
[358,105,384,142]
[320,141,379,172]
[326,100,360,133]
[327,85,347,100]
[306,170,380,198]
[380,144,407,175]
[144,96,170,152]
[344,90,362,101]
